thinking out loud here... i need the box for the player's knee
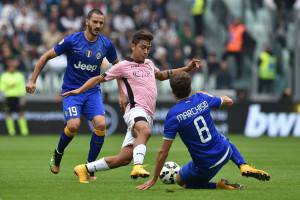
[66,121,80,135]
[94,122,106,131]
[93,121,106,136]
[141,127,151,140]
[65,126,78,137]
[93,117,106,131]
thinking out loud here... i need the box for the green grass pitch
[0,134,300,200]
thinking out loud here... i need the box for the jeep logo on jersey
[74,61,97,72]
[86,50,92,57]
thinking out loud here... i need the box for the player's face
[86,13,105,36]
[131,40,151,62]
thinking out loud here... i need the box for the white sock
[133,144,146,165]
[86,158,110,172]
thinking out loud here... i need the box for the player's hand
[186,58,204,71]
[61,89,81,97]
[136,178,157,190]
[118,93,128,113]
[26,81,36,94]
[221,96,234,106]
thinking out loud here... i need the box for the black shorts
[4,97,22,113]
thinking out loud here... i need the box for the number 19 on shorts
[68,106,78,117]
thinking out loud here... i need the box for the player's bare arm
[137,139,173,190]
[101,58,127,111]
[195,91,234,107]
[117,79,128,112]
[155,58,202,81]
[62,75,106,97]
[26,48,57,94]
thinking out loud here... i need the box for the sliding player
[137,72,270,190]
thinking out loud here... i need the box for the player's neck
[129,55,145,64]
[176,96,190,102]
[84,30,98,42]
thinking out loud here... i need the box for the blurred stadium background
[1,0,300,136]
[1,1,300,200]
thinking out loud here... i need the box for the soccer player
[137,72,271,190]
[25,9,120,179]
[62,30,201,183]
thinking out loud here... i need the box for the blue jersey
[54,32,117,93]
[164,93,230,168]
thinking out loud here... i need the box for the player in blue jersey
[137,72,270,190]
[26,9,121,179]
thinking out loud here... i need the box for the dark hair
[169,72,192,99]
[132,30,153,44]
[87,8,103,19]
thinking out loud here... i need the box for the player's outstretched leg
[74,147,133,183]
[229,141,271,181]
[217,179,244,190]
[228,141,246,167]
[49,125,76,174]
[240,164,270,181]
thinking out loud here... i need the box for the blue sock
[57,130,73,153]
[87,132,105,163]
[229,142,246,167]
[186,182,216,189]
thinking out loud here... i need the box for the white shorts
[121,107,153,148]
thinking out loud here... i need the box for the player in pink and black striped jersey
[63,30,202,183]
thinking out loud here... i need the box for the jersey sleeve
[54,35,72,56]
[197,93,222,108]
[104,63,123,81]
[105,40,117,63]
[163,111,179,140]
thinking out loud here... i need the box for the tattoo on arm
[100,73,107,79]
[167,70,173,79]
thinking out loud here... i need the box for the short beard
[87,25,99,37]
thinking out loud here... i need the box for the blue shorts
[179,148,232,189]
[62,91,104,121]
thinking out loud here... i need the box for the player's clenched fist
[26,81,36,94]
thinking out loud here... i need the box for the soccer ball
[159,161,181,184]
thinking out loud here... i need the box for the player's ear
[85,19,88,27]
[130,43,135,51]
